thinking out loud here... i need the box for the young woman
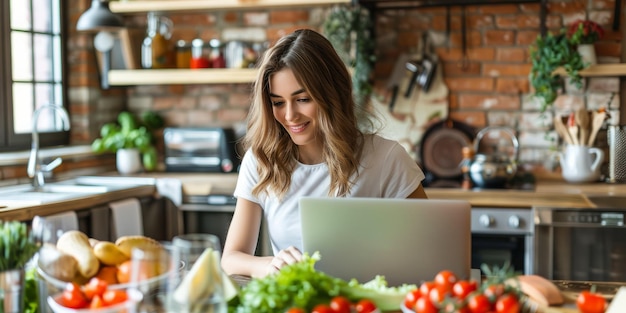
[221,29,427,278]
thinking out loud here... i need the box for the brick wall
[64,0,622,177]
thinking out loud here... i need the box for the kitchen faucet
[27,104,71,189]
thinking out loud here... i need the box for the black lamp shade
[76,0,124,32]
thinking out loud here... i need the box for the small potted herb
[567,19,604,66]
[529,30,585,112]
[0,220,40,313]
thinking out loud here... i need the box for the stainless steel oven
[471,208,534,275]
[534,207,626,282]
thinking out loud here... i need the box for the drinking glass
[129,237,226,313]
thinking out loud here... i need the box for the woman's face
[269,68,322,151]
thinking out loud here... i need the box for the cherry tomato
[89,295,105,309]
[102,289,128,306]
[286,308,306,313]
[330,296,352,313]
[312,304,334,313]
[404,288,422,309]
[61,282,88,309]
[495,293,520,313]
[419,281,437,297]
[484,284,505,301]
[355,299,377,313]
[434,270,458,293]
[452,280,478,300]
[576,290,606,313]
[429,286,448,305]
[467,293,491,313]
[83,277,108,300]
[414,297,437,313]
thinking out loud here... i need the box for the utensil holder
[0,269,24,313]
[608,125,626,183]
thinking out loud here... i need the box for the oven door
[535,207,626,282]
[471,208,534,275]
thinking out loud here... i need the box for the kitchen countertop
[0,172,624,221]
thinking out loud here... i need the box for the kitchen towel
[109,198,143,238]
[34,211,78,243]
[156,178,182,206]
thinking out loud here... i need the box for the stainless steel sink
[0,176,154,205]
[586,195,626,209]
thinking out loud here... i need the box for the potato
[56,230,100,278]
[38,244,78,282]
[93,241,129,266]
[115,235,161,258]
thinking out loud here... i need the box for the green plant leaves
[0,221,39,271]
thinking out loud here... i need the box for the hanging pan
[419,117,475,186]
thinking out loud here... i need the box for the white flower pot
[116,148,143,174]
[577,44,597,65]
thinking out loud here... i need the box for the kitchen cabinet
[105,0,351,86]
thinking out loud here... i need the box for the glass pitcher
[141,12,173,69]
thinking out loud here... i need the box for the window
[0,0,68,152]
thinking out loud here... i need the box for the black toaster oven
[163,127,241,173]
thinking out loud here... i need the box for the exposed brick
[244,12,269,26]
[483,63,532,77]
[484,30,516,46]
[443,62,481,76]
[496,47,527,62]
[449,111,486,128]
[217,108,249,123]
[269,10,309,24]
[458,94,521,110]
[496,78,530,94]
[446,77,495,92]
[480,4,519,14]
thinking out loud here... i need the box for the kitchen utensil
[469,126,519,188]
[608,125,626,183]
[575,108,590,146]
[587,111,607,146]
[554,115,573,145]
[559,144,603,183]
[567,112,579,145]
[419,119,475,186]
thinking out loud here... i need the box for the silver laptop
[300,197,471,286]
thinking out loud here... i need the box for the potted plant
[567,19,604,65]
[0,220,40,313]
[91,111,164,173]
[529,30,586,112]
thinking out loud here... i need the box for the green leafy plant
[323,4,376,109]
[91,111,164,171]
[529,30,585,111]
[0,220,39,271]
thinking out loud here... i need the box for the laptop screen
[300,197,471,286]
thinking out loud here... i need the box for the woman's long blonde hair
[244,28,365,199]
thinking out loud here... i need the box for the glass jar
[176,40,191,69]
[141,12,173,69]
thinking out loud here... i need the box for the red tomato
[576,290,606,313]
[414,297,437,313]
[61,282,88,309]
[484,284,505,301]
[419,281,437,297]
[83,277,108,300]
[355,299,377,313]
[286,308,306,313]
[89,295,105,309]
[404,289,422,309]
[452,280,478,299]
[102,290,128,306]
[330,296,352,313]
[467,293,491,313]
[429,286,448,305]
[312,304,334,313]
[495,293,520,313]
[434,270,458,293]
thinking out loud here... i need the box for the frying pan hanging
[419,118,475,186]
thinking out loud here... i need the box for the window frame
[1,0,69,152]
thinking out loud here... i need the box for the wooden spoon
[567,112,579,145]
[553,115,572,145]
[587,111,607,146]
[575,108,590,146]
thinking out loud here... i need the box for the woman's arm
[221,198,272,277]
[407,184,428,199]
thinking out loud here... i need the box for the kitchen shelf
[554,64,626,77]
[108,68,257,85]
[109,0,351,14]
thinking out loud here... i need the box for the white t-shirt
[233,134,425,255]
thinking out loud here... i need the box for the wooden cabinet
[106,0,350,86]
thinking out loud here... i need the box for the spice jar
[190,38,210,69]
[141,12,173,69]
[176,40,191,69]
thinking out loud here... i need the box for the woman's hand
[266,246,303,275]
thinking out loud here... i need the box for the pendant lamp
[76,0,123,32]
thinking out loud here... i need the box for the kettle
[469,126,519,188]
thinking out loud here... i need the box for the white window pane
[34,34,53,81]
[33,103,65,133]
[35,83,53,111]
[33,0,52,32]
[54,84,63,105]
[13,83,34,134]
[11,32,33,81]
[52,0,61,34]
[53,35,62,82]
[10,0,32,31]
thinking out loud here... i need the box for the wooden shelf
[108,68,257,85]
[554,64,626,77]
[109,0,351,14]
